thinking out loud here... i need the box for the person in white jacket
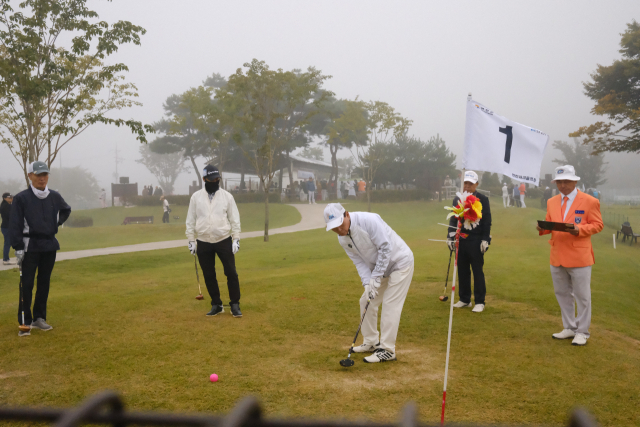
[502,183,509,208]
[186,165,242,318]
[324,203,414,363]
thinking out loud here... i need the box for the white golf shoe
[571,333,588,346]
[363,348,396,363]
[552,329,576,340]
[351,342,380,353]
[453,301,472,308]
[471,303,485,313]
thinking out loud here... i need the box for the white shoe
[363,348,396,363]
[571,333,588,346]
[3,260,15,265]
[471,303,485,313]
[552,329,576,340]
[453,301,472,308]
[351,342,380,353]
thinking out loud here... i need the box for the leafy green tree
[480,172,501,194]
[553,139,607,189]
[570,21,640,154]
[215,59,332,241]
[47,166,100,210]
[352,101,412,211]
[0,0,153,185]
[297,146,324,161]
[136,145,187,195]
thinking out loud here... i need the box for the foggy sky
[1,0,639,194]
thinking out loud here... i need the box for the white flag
[463,99,549,186]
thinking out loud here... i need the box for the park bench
[122,216,154,225]
[618,223,639,245]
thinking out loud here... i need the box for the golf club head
[18,325,30,332]
[339,359,355,367]
[196,294,204,300]
[439,295,448,302]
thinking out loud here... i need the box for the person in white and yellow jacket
[186,165,242,318]
[324,203,414,363]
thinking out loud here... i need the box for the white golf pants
[359,263,414,353]
[550,265,592,337]
[520,194,526,208]
[502,196,509,208]
[308,191,315,204]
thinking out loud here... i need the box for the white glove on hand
[368,277,381,300]
[15,250,24,264]
[188,241,197,256]
[480,240,489,254]
[232,239,240,255]
[447,239,456,251]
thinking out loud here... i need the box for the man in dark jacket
[446,170,491,313]
[1,192,14,265]
[10,161,71,336]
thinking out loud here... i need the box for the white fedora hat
[551,165,580,182]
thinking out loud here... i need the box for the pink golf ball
[209,374,219,382]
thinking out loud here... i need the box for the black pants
[457,240,486,305]
[197,238,240,306]
[18,251,57,325]
[162,212,169,223]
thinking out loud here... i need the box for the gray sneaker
[31,318,53,331]
[18,330,30,337]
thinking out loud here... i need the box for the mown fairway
[0,199,638,426]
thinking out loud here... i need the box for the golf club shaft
[347,299,371,357]
[194,255,202,295]
[19,263,25,327]
[442,249,453,296]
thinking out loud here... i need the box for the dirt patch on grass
[0,371,29,379]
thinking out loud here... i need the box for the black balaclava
[205,180,220,194]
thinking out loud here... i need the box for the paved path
[0,203,326,271]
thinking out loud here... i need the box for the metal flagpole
[441,93,470,425]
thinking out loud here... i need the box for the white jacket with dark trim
[186,189,241,243]
[338,212,413,287]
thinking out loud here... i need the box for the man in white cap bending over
[536,165,603,346]
[324,203,414,363]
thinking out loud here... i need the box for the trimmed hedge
[127,192,281,206]
[66,215,93,228]
[358,189,434,203]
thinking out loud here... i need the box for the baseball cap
[551,165,580,182]
[27,161,50,175]
[2,192,12,199]
[203,164,220,181]
[324,203,346,231]
[463,170,478,184]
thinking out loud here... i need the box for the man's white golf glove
[15,250,24,264]
[367,277,381,300]
[480,240,490,254]
[232,239,240,255]
[188,241,197,256]
[447,239,456,251]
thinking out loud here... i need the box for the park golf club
[194,256,204,300]
[339,299,371,367]
[18,263,30,333]
[439,248,454,302]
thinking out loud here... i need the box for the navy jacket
[0,200,11,229]
[306,180,316,192]
[447,191,492,243]
[10,187,71,252]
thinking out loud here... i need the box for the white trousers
[359,263,414,353]
[520,194,526,208]
[550,265,592,337]
[502,196,509,208]
[308,192,315,203]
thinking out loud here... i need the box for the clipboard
[537,220,575,232]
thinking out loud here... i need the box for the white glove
[480,240,489,254]
[232,239,240,255]
[15,250,24,264]
[367,277,381,300]
[188,241,197,256]
[447,239,456,251]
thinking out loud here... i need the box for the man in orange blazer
[536,165,603,346]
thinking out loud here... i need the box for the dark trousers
[457,240,486,305]
[1,228,10,261]
[162,212,169,223]
[18,251,57,324]
[197,238,240,306]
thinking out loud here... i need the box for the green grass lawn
[0,199,638,426]
[50,203,301,252]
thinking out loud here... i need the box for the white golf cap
[463,170,479,184]
[551,165,580,182]
[324,203,346,231]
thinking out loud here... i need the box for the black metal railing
[0,391,598,427]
